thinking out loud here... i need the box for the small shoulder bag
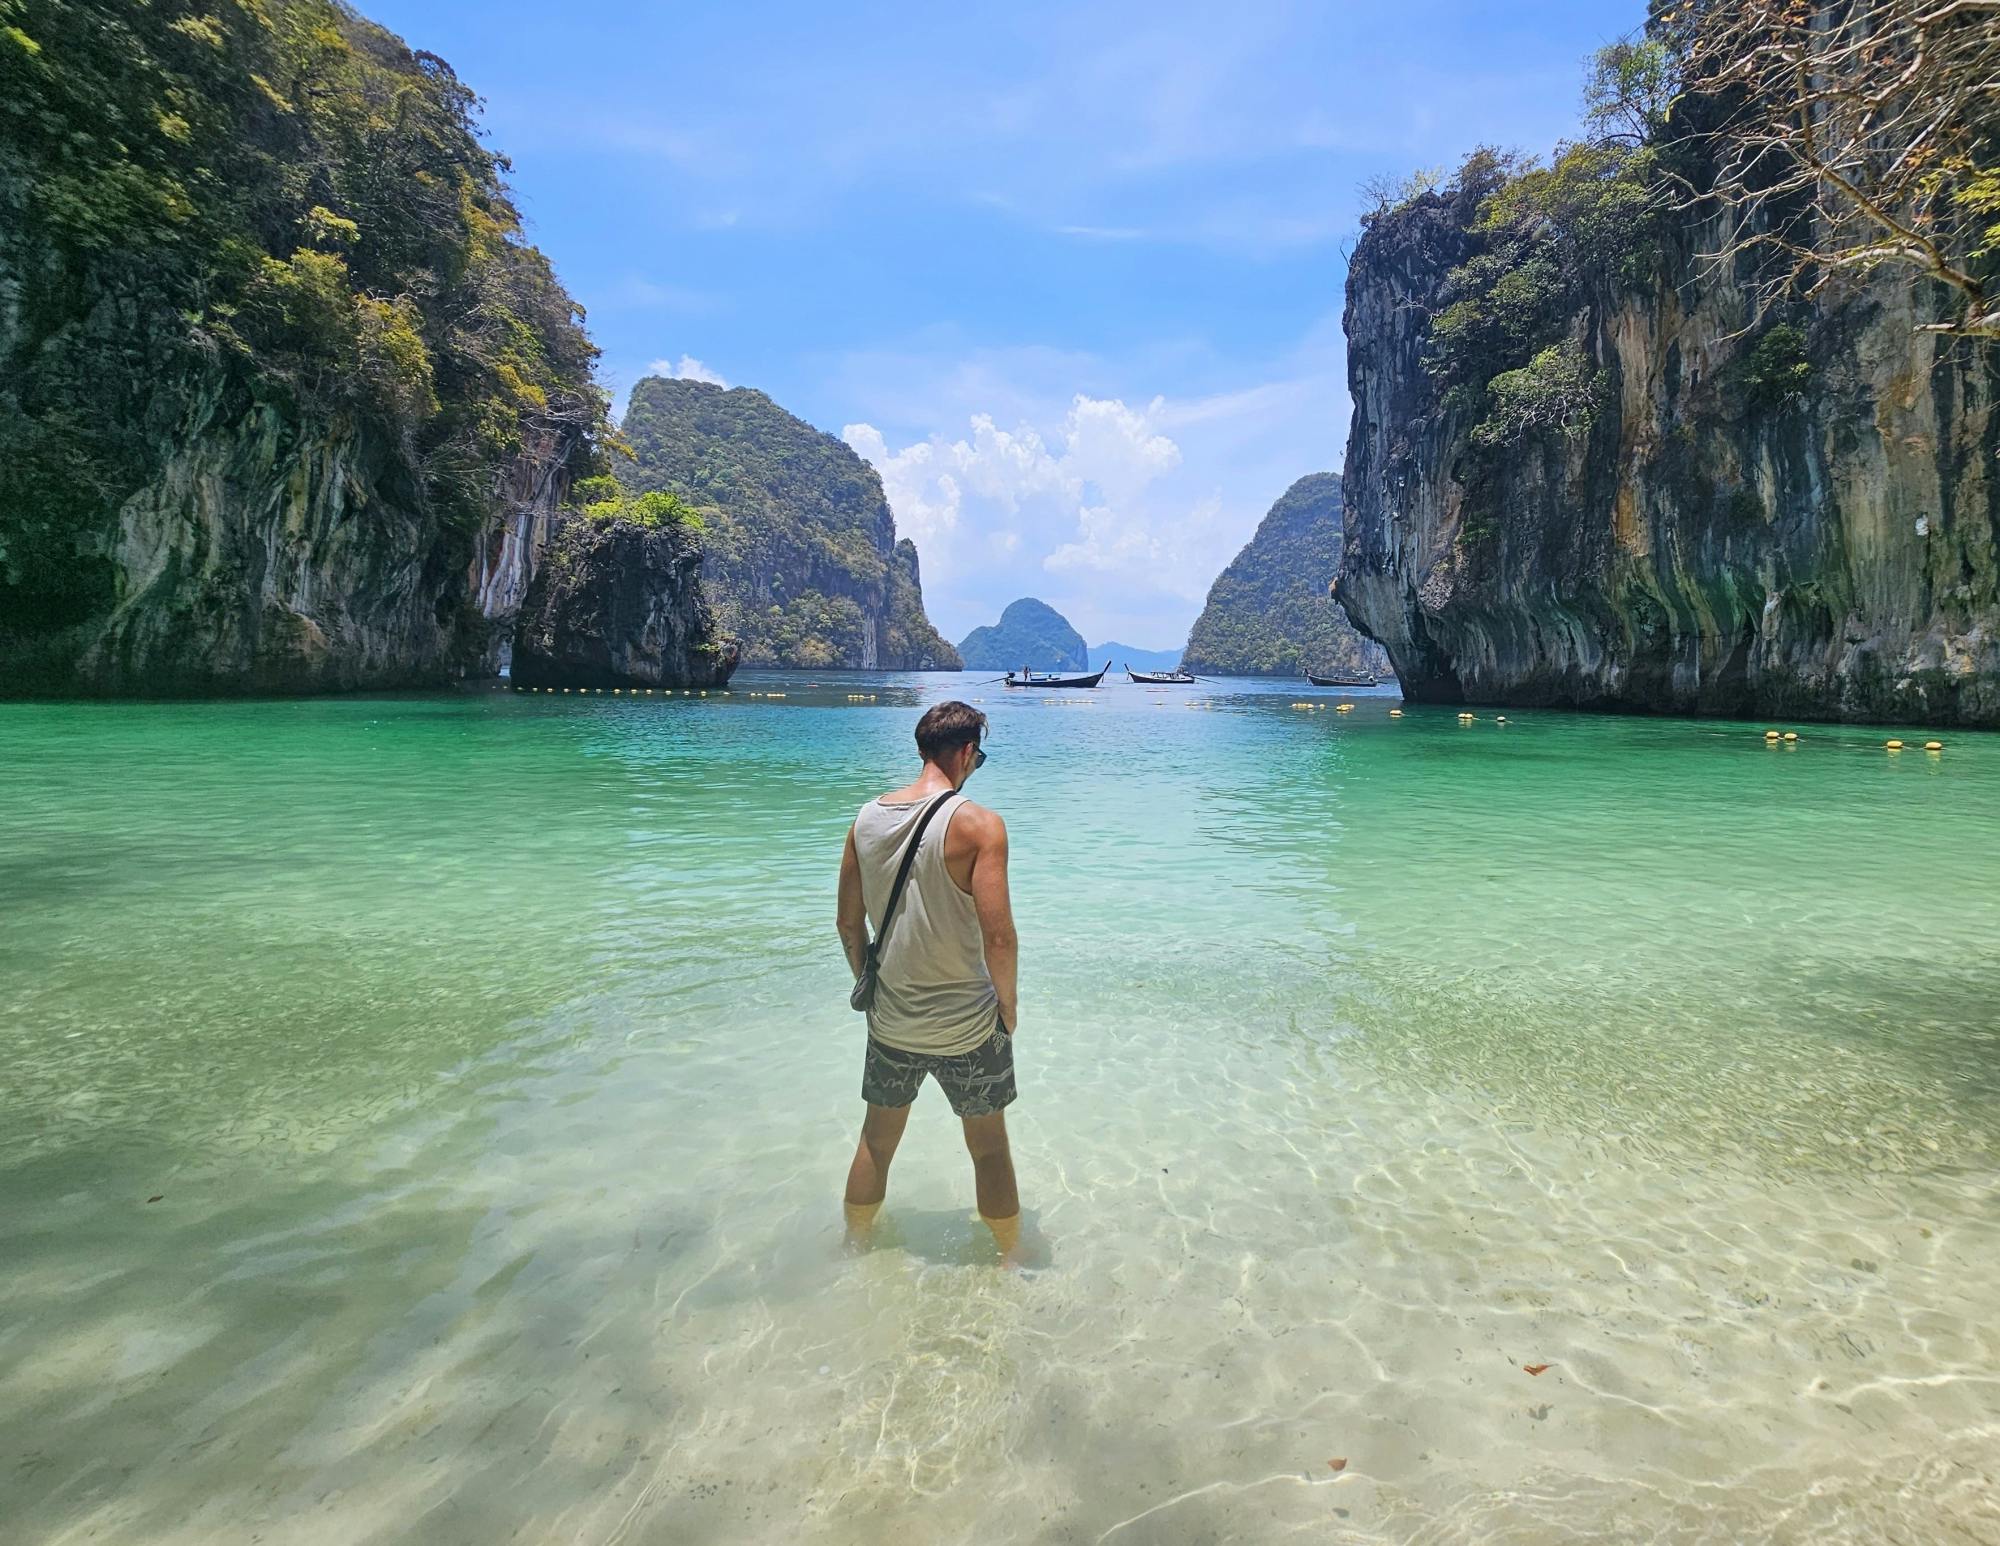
[850,789,956,1013]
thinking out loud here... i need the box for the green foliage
[1180,474,1390,678]
[581,487,706,533]
[1739,324,1814,408]
[1582,39,1677,145]
[1954,163,2000,258]
[0,0,607,641]
[617,379,959,668]
[570,474,622,506]
[758,590,870,669]
[1419,138,1659,450]
[1471,342,1604,447]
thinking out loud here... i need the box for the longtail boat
[1004,661,1110,688]
[1307,673,1377,688]
[1127,665,1195,684]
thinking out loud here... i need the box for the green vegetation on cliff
[957,599,1088,672]
[0,0,606,686]
[1406,137,1664,458]
[1181,475,1389,679]
[616,379,959,669]
[1337,20,2000,724]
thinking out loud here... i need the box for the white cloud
[843,358,1330,647]
[646,355,729,387]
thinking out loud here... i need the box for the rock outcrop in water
[958,598,1089,672]
[617,379,960,670]
[0,1,606,696]
[512,517,738,689]
[1183,474,1391,679]
[1337,164,2000,725]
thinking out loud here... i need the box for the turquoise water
[3,674,1998,1543]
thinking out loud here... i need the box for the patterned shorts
[862,1021,1016,1117]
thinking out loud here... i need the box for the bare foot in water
[843,1198,882,1251]
[982,1211,1022,1267]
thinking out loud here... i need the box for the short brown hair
[915,700,987,763]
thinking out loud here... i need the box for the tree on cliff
[0,0,609,661]
[1661,0,2000,340]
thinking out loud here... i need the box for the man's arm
[966,809,1019,1031]
[836,826,869,981]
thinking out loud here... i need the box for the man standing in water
[837,701,1021,1256]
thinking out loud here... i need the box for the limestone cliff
[1337,176,2000,725]
[512,516,738,690]
[617,379,960,670]
[0,0,606,696]
[1183,474,1390,679]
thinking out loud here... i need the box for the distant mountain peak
[1091,640,1183,672]
[959,598,1089,671]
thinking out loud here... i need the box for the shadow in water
[844,1205,1055,1270]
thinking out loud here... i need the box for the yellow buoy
[1925,740,1943,751]
[1389,708,1403,717]
[1783,732,1797,741]
[1337,703,1353,712]
[1886,739,1904,750]
[1763,730,1780,740]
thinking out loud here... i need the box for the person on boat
[836,700,1022,1257]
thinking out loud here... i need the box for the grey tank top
[853,792,998,1056]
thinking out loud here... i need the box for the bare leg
[961,1110,1020,1256]
[844,1103,910,1237]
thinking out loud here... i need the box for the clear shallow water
[3,674,1998,1544]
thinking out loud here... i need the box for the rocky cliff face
[1338,191,2000,724]
[618,379,960,670]
[0,378,575,695]
[0,0,601,697]
[512,516,738,689]
[1183,473,1391,679]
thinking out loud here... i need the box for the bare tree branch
[1665,0,2000,339]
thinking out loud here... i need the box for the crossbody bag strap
[867,789,956,971]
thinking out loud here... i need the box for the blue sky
[372,0,1646,648]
